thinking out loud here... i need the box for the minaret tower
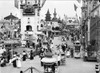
[52,8,57,21]
[53,8,57,19]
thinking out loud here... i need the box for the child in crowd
[22,51,27,61]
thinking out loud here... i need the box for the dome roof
[52,18,58,22]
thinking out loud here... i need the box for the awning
[36,31,45,36]
[13,47,33,54]
[41,57,57,63]
[4,40,20,44]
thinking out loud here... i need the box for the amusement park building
[40,9,63,38]
[0,13,20,39]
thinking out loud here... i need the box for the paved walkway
[59,58,96,73]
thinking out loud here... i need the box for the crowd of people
[0,48,35,68]
[0,43,57,68]
[0,35,75,70]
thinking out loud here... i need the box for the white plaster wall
[20,8,40,40]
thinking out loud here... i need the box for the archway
[26,25,32,31]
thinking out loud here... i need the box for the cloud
[0,0,19,19]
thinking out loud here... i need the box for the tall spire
[45,9,51,21]
[52,8,57,22]
[47,9,50,15]
[53,8,57,18]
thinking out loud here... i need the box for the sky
[0,0,82,19]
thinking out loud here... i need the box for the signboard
[65,17,79,26]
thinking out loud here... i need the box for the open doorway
[26,25,32,31]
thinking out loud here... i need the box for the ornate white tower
[15,0,46,41]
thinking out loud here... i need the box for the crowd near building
[2,0,100,72]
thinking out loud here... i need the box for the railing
[20,66,43,73]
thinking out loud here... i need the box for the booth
[41,52,57,73]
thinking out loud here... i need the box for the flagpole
[87,1,90,45]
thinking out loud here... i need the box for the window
[23,5,35,15]
[41,24,43,27]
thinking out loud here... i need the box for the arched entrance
[26,25,32,31]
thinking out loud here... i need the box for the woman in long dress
[66,50,70,58]
[22,51,27,61]
[10,55,17,67]
[30,50,34,60]
[16,55,21,68]
[12,59,17,67]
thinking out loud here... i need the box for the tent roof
[4,13,18,20]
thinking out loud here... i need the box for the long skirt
[23,55,26,61]
[30,55,34,60]
[17,59,21,68]
[12,60,17,67]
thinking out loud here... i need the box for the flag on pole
[14,0,19,9]
[74,4,78,11]
[40,0,46,8]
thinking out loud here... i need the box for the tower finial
[47,9,50,15]
[53,8,57,18]
[45,9,51,21]
[10,13,12,15]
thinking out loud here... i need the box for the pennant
[74,4,78,11]
[39,0,46,8]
